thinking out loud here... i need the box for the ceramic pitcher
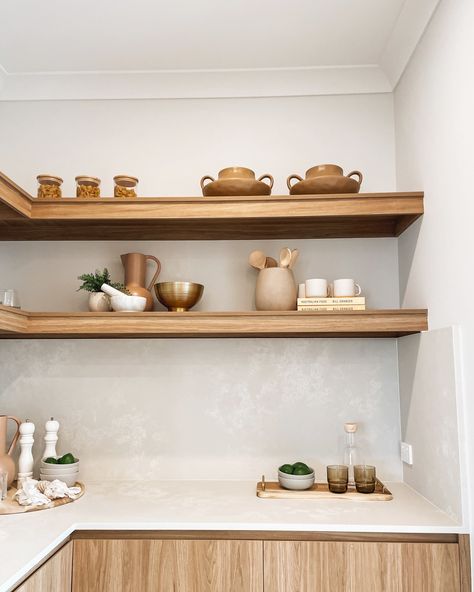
[0,415,21,487]
[121,253,161,311]
[255,268,297,311]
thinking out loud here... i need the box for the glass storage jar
[75,176,101,198]
[36,175,63,199]
[113,175,138,198]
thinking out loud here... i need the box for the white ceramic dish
[110,294,147,312]
[278,469,315,490]
[39,473,78,487]
[40,467,79,476]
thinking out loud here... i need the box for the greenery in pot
[77,268,126,293]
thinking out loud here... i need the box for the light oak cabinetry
[15,543,72,592]
[72,539,263,592]
[264,540,462,592]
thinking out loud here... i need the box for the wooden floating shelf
[0,172,423,240]
[0,307,428,339]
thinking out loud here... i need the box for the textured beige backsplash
[0,338,401,481]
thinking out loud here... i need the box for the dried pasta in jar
[75,176,101,198]
[113,175,138,198]
[37,175,63,199]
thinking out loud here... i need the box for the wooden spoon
[289,249,299,269]
[279,247,292,268]
[265,257,278,268]
[249,250,267,270]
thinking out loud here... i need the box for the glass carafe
[343,422,362,486]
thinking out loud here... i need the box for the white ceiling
[0,0,440,100]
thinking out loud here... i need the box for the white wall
[395,0,473,529]
[0,93,403,480]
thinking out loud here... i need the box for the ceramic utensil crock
[0,415,21,487]
[255,268,297,311]
[121,252,161,311]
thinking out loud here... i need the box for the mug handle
[347,170,363,186]
[287,174,303,191]
[7,416,21,455]
[354,283,362,296]
[327,284,333,297]
[257,174,274,189]
[200,175,215,190]
[146,256,162,291]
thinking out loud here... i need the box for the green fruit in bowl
[279,464,294,474]
[292,461,310,471]
[57,452,77,464]
[293,466,313,475]
[44,457,58,464]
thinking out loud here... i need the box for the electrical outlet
[401,441,413,465]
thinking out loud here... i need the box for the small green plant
[77,268,126,293]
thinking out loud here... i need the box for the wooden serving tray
[0,482,85,515]
[256,478,392,501]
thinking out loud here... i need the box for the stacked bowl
[39,458,79,487]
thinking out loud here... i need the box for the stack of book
[297,297,366,311]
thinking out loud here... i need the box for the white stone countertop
[0,480,464,592]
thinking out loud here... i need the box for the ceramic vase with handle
[0,415,21,488]
[121,252,161,311]
[255,268,297,311]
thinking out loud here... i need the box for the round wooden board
[0,482,85,515]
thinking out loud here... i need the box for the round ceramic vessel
[278,469,315,490]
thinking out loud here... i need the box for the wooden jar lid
[113,175,139,188]
[37,174,63,185]
[75,176,101,186]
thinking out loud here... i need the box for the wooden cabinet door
[351,542,460,592]
[264,541,350,592]
[72,539,263,592]
[15,542,72,592]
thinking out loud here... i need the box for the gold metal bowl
[154,281,204,312]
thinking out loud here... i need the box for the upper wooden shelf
[0,306,427,338]
[0,172,423,240]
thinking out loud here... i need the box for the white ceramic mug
[331,279,362,297]
[305,278,330,298]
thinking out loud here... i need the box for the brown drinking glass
[354,465,376,493]
[327,465,348,494]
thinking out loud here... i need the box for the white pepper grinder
[18,420,35,484]
[42,417,59,460]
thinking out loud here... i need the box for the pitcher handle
[146,256,161,291]
[7,416,21,455]
[347,170,363,186]
[257,174,274,189]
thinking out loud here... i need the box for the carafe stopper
[344,422,358,433]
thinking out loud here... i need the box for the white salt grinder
[42,417,59,460]
[18,420,35,484]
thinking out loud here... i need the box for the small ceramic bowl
[39,473,78,487]
[278,469,315,490]
[110,294,146,312]
[40,466,79,476]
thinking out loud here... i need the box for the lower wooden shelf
[0,306,427,338]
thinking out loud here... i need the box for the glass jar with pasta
[113,175,138,198]
[37,175,63,199]
[75,176,101,198]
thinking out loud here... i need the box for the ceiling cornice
[0,64,391,101]
[0,1,441,101]
[379,0,441,88]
